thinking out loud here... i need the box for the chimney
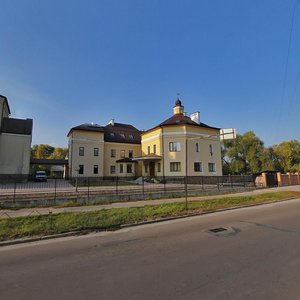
[190,112,200,124]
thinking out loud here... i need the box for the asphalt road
[1,198,300,299]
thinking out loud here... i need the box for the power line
[278,0,298,126]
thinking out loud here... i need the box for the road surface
[1,198,300,299]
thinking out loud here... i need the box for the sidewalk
[1,185,300,219]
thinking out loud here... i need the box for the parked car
[35,171,47,182]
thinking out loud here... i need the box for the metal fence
[0,175,256,207]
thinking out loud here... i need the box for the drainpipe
[161,126,165,181]
[70,132,73,178]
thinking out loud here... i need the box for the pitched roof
[143,114,220,134]
[68,122,141,144]
[68,123,105,134]
[0,95,11,115]
[1,117,33,135]
[104,123,141,144]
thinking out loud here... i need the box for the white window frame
[194,162,203,172]
[169,142,181,152]
[78,164,84,174]
[93,165,98,174]
[94,147,99,156]
[127,164,133,173]
[208,162,216,172]
[170,162,181,172]
[111,149,116,158]
[110,165,116,174]
[79,147,84,156]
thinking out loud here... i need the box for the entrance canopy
[132,154,162,162]
[116,158,138,163]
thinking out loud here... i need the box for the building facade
[135,99,222,177]
[67,121,142,178]
[0,95,33,178]
[68,99,223,178]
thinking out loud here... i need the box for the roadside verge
[1,191,300,246]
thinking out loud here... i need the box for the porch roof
[132,154,162,161]
[116,158,138,163]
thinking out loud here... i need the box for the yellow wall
[141,124,222,177]
[68,130,142,177]
[141,128,163,176]
[103,142,141,177]
[69,122,223,178]
[68,130,105,177]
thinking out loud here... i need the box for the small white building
[0,95,33,179]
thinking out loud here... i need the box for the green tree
[31,145,68,175]
[260,147,280,172]
[222,131,265,174]
[31,144,55,159]
[48,147,68,159]
[272,140,300,173]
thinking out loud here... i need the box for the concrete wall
[277,172,300,187]
[0,133,31,175]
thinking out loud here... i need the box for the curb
[121,196,299,228]
[1,196,299,247]
[0,231,81,247]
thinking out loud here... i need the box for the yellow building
[67,120,142,178]
[68,99,222,179]
[135,99,222,177]
[0,95,33,179]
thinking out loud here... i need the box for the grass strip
[0,191,299,241]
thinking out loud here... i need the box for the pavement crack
[240,220,300,235]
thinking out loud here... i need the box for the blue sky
[1,0,299,147]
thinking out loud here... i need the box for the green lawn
[0,191,299,241]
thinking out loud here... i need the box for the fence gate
[265,173,278,187]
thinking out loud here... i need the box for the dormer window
[129,134,134,139]
[120,133,125,138]
[110,133,115,137]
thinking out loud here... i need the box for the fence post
[116,177,118,195]
[185,176,188,210]
[142,176,145,196]
[49,211,53,230]
[230,175,233,189]
[201,176,204,191]
[217,176,220,190]
[13,181,17,203]
[54,178,57,201]
[75,175,78,193]
[87,177,90,201]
